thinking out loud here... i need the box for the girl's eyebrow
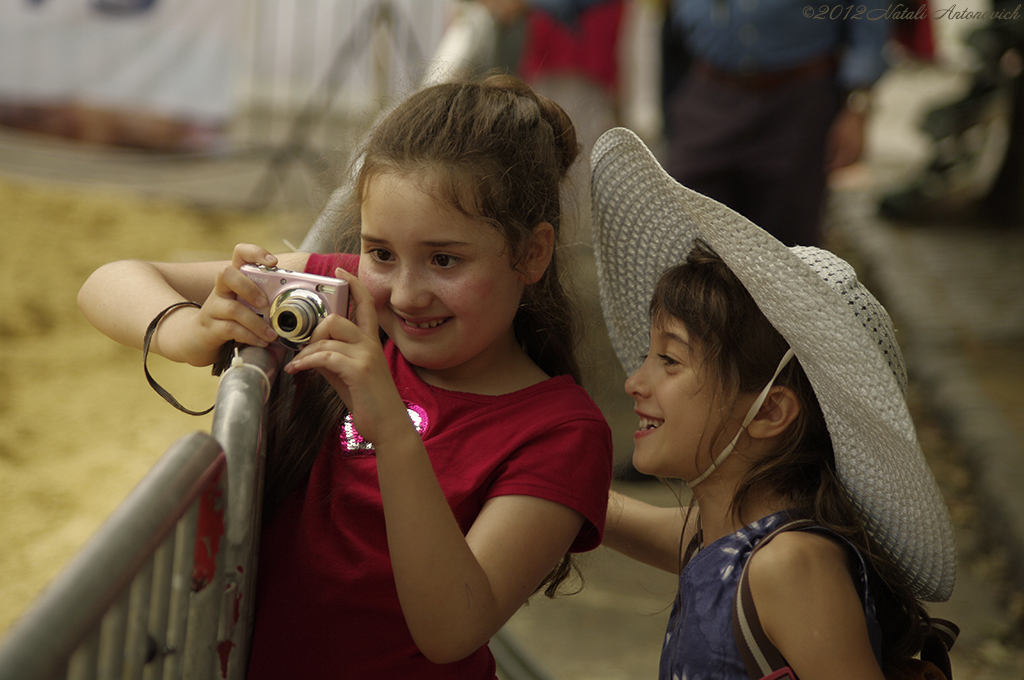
[361,234,473,249]
[660,329,691,348]
[422,240,473,248]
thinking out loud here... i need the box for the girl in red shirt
[78,75,613,679]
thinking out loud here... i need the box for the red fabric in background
[893,0,936,61]
[518,0,625,93]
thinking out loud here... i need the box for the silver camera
[241,264,349,349]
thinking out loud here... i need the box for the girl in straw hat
[590,127,958,680]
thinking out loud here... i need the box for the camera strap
[143,301,215,416]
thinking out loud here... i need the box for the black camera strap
[142,301,215,416]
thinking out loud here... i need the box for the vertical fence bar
[123,560,155,680]
[143,531,175,680]
[161,504,199,680]
[182,466,228,679]
[96,589,130,679]
[65,629,99,680]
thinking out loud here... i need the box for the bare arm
[77,244,309,366]
[381,432,584,663]
[602,489,693,574]
[750,532,887,680]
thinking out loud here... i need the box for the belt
[694,54,837,90]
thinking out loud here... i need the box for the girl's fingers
[208,261,280,343]
[285,310,385,380]
[201,292,277,345]
[231,243,278,270]
[207,317,274,349]
[290,316,361,363]
[334,268,379,337]
[215,263,269,310]
[284,340,354,377]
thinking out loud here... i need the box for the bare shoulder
[749,529,852,587]
[747,530,856,615]
[747,530,885,680]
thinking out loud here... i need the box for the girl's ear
[516,222,555,284]
[747,386,801,440]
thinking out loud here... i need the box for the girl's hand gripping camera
[241,264,349,350]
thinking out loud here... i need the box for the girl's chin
[631,449,689,481]
[630,451,658,477]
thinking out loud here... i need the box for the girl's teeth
[639,418,663,431]
[410,319,444,329]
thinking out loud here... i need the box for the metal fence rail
[0,347,278,680]
[0,431,223,680]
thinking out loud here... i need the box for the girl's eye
[433,253,459,268]
[369,248,394,263]
[658,354,679,367]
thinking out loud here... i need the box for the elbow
[77,262,117,314]
[421,648,469,667]
[416,638,482,666]
[410,627,491,666]
[77,270,100,317]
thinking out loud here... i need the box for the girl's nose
[625,363,648,399]
[390,266,432,310]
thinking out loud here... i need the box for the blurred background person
[482,0,894,247]
[660,0,893,246]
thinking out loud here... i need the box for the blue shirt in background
[530,0,891,89]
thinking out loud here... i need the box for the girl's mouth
[398,315,450,330]
[637,417,663,432]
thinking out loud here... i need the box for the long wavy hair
[655,240,930,674]
[263,73,585,597]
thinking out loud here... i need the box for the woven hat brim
[591,127,956,602]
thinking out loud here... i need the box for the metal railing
[0,347,278,680]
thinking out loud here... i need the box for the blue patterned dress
[659,511,883,680]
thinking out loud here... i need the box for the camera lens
[269,288,327,346]
[277,310,298,333]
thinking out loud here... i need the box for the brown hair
[655,240,928,673]
[265,74,585,596]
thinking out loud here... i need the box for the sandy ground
[0,175,299,634]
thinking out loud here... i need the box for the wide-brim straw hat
[591,127,956,602]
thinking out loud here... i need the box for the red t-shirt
[247,253,613,680]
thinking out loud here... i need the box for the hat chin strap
[689,348,796,487]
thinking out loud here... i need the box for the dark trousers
[664,67,842,247]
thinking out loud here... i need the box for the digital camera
[241,264,349,349]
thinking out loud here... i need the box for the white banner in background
[0,0,243,121]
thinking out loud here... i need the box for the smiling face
[625,317,741,481]
[357,172,532,390]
